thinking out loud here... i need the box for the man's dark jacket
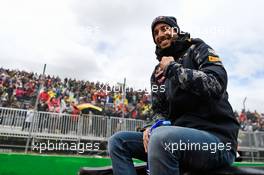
[149,38,240,154]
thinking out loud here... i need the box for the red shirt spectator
[71,102,80,121]
[39,90,49,102]
[25,81,35,96]
[15,87,25,98]
[239,112,247,123]
[48,97,60,113]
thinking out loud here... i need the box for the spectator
[22,105,34,131]
[39,88,49,102]
[48,97,60,113]
[37,100,49,112]
[239,110,247,123]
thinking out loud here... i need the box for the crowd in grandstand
[0,68,151,120]
[1,67,264,131]
[235,110,264,132]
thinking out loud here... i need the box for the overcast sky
[0,0,264,112]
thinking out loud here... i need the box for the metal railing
[0,107,145,141]
[1,107,264,161]
[238,131,264,162]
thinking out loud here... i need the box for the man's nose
[156,33,166,43]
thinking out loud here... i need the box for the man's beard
[155,41,190,61]
[157,34,173,48]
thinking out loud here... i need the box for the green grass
[233,162,264,167]
[0,153,111,175]
[0,153,263,175]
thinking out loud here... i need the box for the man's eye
[165,26,171,31]
[161,27,166,32]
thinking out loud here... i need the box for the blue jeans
[108,126,236,175]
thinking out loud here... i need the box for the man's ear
[171,33,179,42]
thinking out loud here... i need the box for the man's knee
[148,127,180,164]
[148,127,174,153]
[108,131,127,154]
[148,126,187,157]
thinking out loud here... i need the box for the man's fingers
[157,76,166,84]
[144,135,149,152]
[144,140,147,153]
[160,56,174,70]
[155,70,163,78]
[143,129,150,153]
[143,131,147,152]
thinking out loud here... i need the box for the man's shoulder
[188,38,223,67]
[190,38,211,51]
[190,38,219,57]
